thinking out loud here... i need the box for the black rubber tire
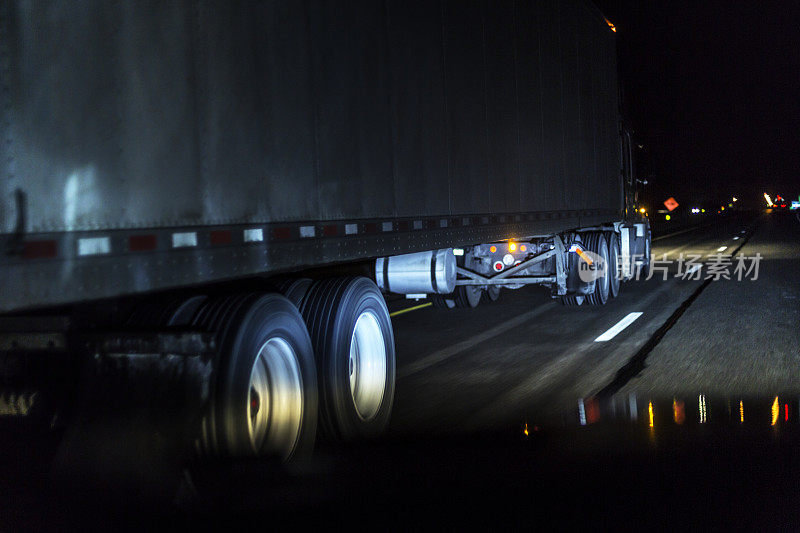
[482,286,501,303]
[560,295,585,306]
[430,294,456,309]
[453,285,482,308]
[300,277,395,441]
[605,232,621,298]
[584,233,610,306]
[635,231,652,280]
[193,293,318,460]
[273,278,313,309]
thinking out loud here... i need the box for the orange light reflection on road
[771,397,779,426]
[739,400,744,423]
[648,402,654,427]
[673,399,685,425]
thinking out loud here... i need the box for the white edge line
[594,312,644,342]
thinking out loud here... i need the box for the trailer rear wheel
[273,278,313,308]
[194,294,317,461]
[301,277,395,440]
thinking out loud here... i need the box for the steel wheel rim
[349,310,387,421]
[248,337,304,459]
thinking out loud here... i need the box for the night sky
[593,1,800,211]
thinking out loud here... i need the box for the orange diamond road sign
[664,197,679,211]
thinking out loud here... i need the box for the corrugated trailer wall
[2,0,619,231]
[0,0,621,311]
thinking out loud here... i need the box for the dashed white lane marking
[717,246,728,252]
[732,236,740,240]
[594,312,644,342]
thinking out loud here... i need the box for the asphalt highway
[386,210,799,433]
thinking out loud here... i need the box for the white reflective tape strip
[452,248,464,256]
[243,228,263,242]
[439,219,448,227]
[594,312,643,342]
[382,222,393,232]
[77,237,110,256]
[716,246,728,252]
[413,220,422,230]
[345,224,358,235]
[172,232,197,248]
[300,226,315,238]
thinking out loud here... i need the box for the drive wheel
[482,286,501,303]
[637,231,652,280]
[193,293,317,461]
[430,294,456,309]
[584,233,610,306]
[605,232,621,298]
[560,295,585,306]
[300,277,395,440]
[453,285,482,308]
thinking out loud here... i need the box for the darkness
[594,1,800,210]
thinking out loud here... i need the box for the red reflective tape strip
[209,230,232,245]
[364,223,378,234]
[397,220,410,231]
[322,225,338,237]
[129,234,157,251]
[273,227,293,240]
[22,240,57,259]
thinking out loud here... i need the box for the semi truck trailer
[0,0,650,461]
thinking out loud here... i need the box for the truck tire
[431,294,456,309]
[639,232,652,279]
[273,278,313,308]
[482,286,501,303]
[584,233,610,306]
[605,232,621,298]
[300,277,395,440]
[560,295,585,306]
[453,285,482,308]
[193,293,317,461]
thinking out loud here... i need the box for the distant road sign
[663,197,679,211]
